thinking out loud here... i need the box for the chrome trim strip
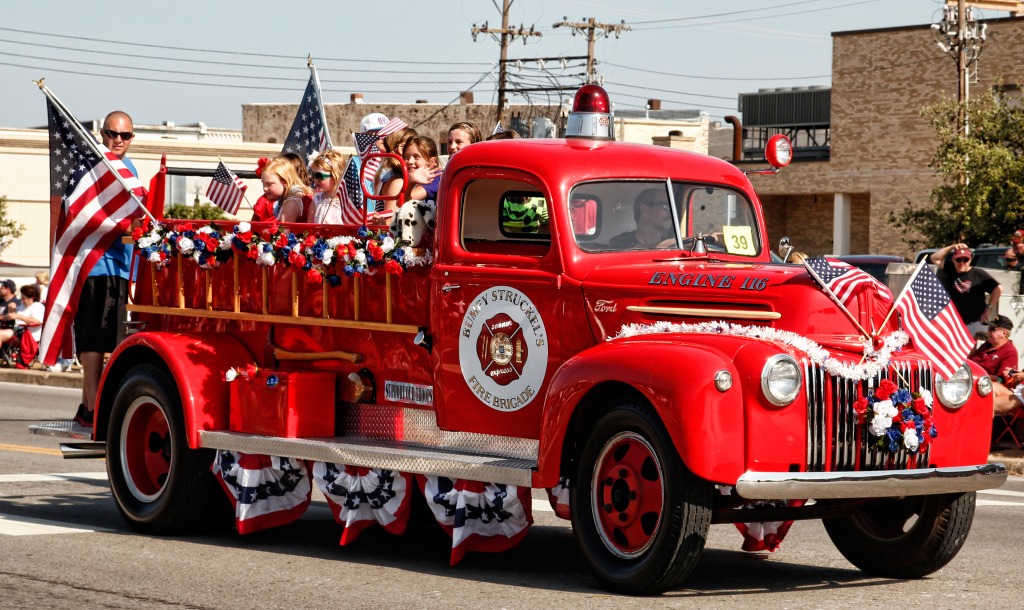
[625,306,781,320]
[735,463,1007,500]
[198,430,537,487]
[28,420,94,441]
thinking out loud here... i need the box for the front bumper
[735,463,1007,500]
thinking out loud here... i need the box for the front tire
[106,364,222,534]
[571,400,712,595]
[823,492,976,578]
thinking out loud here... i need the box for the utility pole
[552,17,631,84]
[931,0,987,136]
[472,0,542,126]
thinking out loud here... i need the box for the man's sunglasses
[102,129,134,141]
[312,172,332,181]
[953,257,971,263]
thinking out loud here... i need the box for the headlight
[977,375,993,397]
[761,355,801,406]
[935,364,972,409]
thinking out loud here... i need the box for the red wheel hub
[592,432,665,558]
[121,399,171,501]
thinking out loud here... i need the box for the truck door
[431,170,561,439]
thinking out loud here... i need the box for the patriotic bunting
[212,450,312,535]
[313,462,411,545]
[417,475,533,566]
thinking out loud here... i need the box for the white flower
[381,234,396,251]
[218,234,234,250]
[354,250,367,265]
[919,389,933,408]
[258,251,276,266]
[177,237,195,255]
[225,367,238,382]
[237,221,251,233]
[147,251,163,263]
[138,235,159,248]
[873,399,897,419]
[321,249,334,265]
[869,414,892,437]
[903,428,919,451]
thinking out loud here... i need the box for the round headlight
[761,355,801,406]
[936,364,972,409]
[977,375,993,398]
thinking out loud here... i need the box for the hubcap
[591,431,665,558]
[120,397,172,503]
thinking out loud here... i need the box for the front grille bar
[805,360,933,472]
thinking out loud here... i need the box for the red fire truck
[33,85,1005,595]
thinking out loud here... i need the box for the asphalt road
[1,381,1022,609]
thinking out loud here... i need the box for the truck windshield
[569,180,761,256]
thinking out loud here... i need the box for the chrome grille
[805,360,933,472]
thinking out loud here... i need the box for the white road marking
[0,514,111,536]
[977,500,1024,507]
[0,472,107,483]
[977,488,1024,498]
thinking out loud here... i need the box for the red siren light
[566,84,614,140]
[765,134,793,169]
[572,84,610,114]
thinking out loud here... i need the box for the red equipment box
[229,371,336,438]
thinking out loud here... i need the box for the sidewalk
[2,365,1022,475]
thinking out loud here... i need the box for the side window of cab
[461,179,550,258]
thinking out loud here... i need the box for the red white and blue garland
[211,450,312,535]
[616,321,909,382]
[854,379,937,453]
[313,462,412,545]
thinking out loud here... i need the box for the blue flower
[303,260,312,270]
[266,374,279,389]
[893,389,912,405]
[343,265,355,277]
[357,226,368,238]
[327,274,341,286]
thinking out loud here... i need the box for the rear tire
[106,364,222,534]
[571,400,711,595]
[823,492,976,578]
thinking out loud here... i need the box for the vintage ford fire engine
[34,85,1006,595]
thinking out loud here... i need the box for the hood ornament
[690,232,708,256]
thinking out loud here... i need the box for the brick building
[742,16,1024,258]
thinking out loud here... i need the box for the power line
[625,0,841,25]
[629,0,884,31]
[603,61,830,82]
[471,0,543,125]
[553,17,631,84]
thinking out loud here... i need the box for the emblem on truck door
[459,286,548,412]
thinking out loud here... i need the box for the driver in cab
[610,188,674,249]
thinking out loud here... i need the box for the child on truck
[261,157,314,223]
[378,136,444,206]
[307,150,347,224]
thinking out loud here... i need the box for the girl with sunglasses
[307,150,347,224]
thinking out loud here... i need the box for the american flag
[338,157,366,225]
[353,131,384,206]
[39,96,145,366]
[281,73,329,163]
[805,257,893,310]
[206,161,247,215]
[376,117,408,139]
[492,122,504,135]
[895,264,974,380]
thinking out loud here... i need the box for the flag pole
[308,56,333,150]
[36,80,158,225]
[800,257,872,339]
[877,259,928,331]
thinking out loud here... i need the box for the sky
[1,0,1016,131]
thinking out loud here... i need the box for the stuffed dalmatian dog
[389,200,436,249]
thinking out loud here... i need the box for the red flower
[236,231,253,245]
[274,234,289,248]
[306,268,323,284]
[384,258,403,275]
[912,397,929,415]
[901,419,916,432]
[303,234,317,249]
[244,363,259,378]
[288,250,307,268]
[853,397,869,423]
[875,379,898,400]
[255,157,269,177]
[246,247,259,260]
[180,222,195,233]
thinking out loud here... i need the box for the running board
[28,420,94,441]
[198,430,537,487]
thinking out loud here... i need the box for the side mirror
[779,236,793,263]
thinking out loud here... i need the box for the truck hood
[579,259,893,347]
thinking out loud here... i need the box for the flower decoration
[225,363,260,382]
[853,379,937,453]
[133,220,411,278]
[255,157,269,177]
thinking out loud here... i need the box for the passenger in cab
[486,129,519,141]
[380,136,444,205]
[307,150,347,224]
[261,157,313,223]
[447,122,482,156]
[610,187,674,249]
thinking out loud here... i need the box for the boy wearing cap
[929,242,1002,336]
[0,279,19,314]
[348,112,389,198]
[968,315,1017,378]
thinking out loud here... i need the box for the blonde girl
[447,121,482,156]
[261,157,313,223]
[307,150,347,224]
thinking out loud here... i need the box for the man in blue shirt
[73,111,136,428]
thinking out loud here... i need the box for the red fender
[97,332,256,448]
[535,336,751,488]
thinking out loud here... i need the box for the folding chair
[994,410,1024,450]
[0,329,20,368]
